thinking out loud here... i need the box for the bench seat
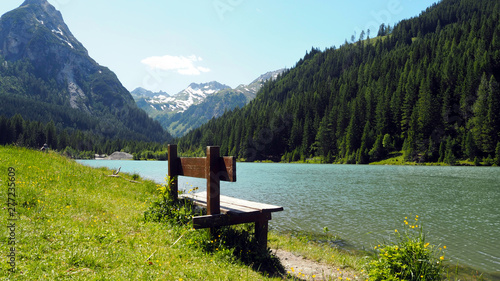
[180,191,283,230]
[180,191,283,215]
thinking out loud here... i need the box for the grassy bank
[0,146,369,280]
[0,146,279,279]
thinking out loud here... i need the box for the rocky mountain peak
[0,0,133,112]
[22,0,51,9]
[20,0,66,27]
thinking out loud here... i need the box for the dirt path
[273,249,365,280]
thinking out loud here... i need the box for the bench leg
[255,220,269,252]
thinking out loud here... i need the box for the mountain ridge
[134,69,285,137]
[0,0,170,142]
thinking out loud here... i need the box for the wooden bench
[168,144,283,250]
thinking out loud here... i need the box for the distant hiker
[41,143,49,152]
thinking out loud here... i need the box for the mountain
[131,87,169,99]
[179,0,500,164]
[0,0,170,142]
[133,81,230,114]
[135,69,285,137]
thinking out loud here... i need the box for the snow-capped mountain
[133,69,286,137]
[131,87,169,99]
[132,81,230,113]
[232,69,286,100]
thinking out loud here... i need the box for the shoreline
[270,229,500,280]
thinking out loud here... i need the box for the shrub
[144,176,196,226]
[368,215,446,280]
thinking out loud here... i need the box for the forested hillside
[179,0,500,164]
[0,113,169,160]
[0,0,171,143]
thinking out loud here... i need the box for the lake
[78,160,500,274]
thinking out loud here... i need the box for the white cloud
[141,55,210,75]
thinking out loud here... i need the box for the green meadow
[0,146,284,280]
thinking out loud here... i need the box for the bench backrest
[167,145,236,215]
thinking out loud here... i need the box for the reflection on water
[78,160,500,273]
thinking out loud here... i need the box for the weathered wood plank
[193,213,271,229]
[219,194,284,213]
[180,193,261,215]
[180,192,283,214]
[168,148,235,182]
[206,146,220,215]
[222,157,236,182]
[179,158,205,178]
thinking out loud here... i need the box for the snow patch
[51,28,74,49]
[139,82,229,113]
[52,28,64,36]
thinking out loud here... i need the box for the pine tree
[472,74,489,153]
[417,77,435,142]
[474,156,481,166]
[301,115,313,156]
[495,142,500,166]
[464,131,477,160]
[444,143,457,165]
[438,140,445,163]
[369,134,386,162]
[485,75,500,152]
[0,116,9,145]
[45,121,57,149]
[382,134,393,151]
[11,114,25,144]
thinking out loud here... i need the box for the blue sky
[1,0,437,95]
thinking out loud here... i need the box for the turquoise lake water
[78,160,500,274]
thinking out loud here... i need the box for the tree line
[0,114,170,160]
[178,0,500,166]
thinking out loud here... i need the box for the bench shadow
[206,224,286,278]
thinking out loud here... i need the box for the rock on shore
[105,152,133,160]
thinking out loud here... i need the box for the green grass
[0,146,288,280]
[269,231,370,276]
